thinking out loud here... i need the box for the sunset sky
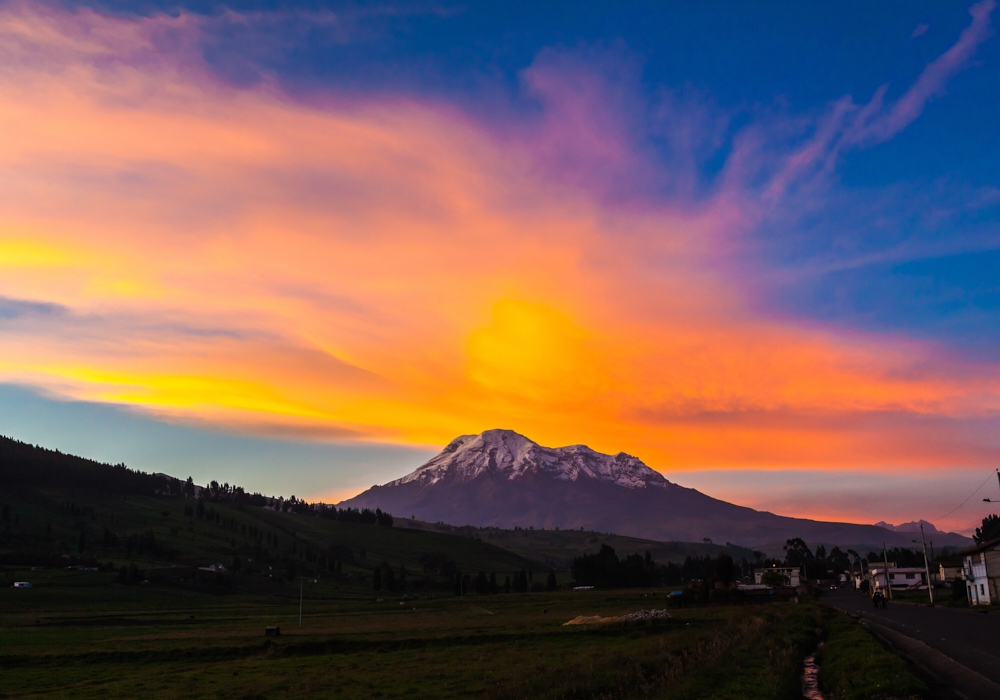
[2,1,999,533]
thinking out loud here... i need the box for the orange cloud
[1,2,999,478]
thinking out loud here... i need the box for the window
[981,584,986,596]
[905,573,915,580]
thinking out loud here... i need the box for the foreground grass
[3,571,931,700]
[818,608,927,700]
[2,572,834,700]
[660,602,821,700]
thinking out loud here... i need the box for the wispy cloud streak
[0,0,997,485]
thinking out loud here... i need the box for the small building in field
[754,566,802,587]
[961,537,1000,606]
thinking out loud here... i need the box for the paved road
[825,588,1000,699]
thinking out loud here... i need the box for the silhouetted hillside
[1,435,174,495]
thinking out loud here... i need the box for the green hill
[0,436,541,594]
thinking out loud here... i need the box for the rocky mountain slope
[340,429,972,550]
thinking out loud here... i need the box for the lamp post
[918,525,934,604]
[982,468,1000,503]
[882,542,892,600]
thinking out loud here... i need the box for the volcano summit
[340,429,969,550]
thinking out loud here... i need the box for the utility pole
[299,578,303,627]
[882,542,893,600]
[982,470,1000,503]
[919,523,934,604]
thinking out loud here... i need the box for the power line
[954,513,992,538]
[935,470,998,523]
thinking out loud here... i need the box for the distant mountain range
[340,429,972,551]
[874,520,944,534]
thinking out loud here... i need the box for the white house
[754,566,802,587]
[869,566,928,592]
[937,561,963,583]
[961,537,1000,606]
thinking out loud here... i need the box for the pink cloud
[0,0,998,533]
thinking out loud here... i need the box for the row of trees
[1,435,174,497]
[317,506,394,526]
[572,545,661,588]
[195,479,271,507]
[570,545,746,589]
[975,514,1000,544]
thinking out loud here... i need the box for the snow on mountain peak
[874,519,942,534]
[390,429,672,490]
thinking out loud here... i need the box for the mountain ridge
[390,429,672,491]
[874,520,944,534]
[340,429,972,551]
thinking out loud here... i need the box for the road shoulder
[859,616,1000,700]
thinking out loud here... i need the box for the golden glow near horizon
[2,3,999,484]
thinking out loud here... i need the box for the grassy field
[817,607,927,700]
[3,567,835,700]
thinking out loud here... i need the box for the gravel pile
[617,609,671,622]
[564,609,672,626]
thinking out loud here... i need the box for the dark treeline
[1,435,395,527]
[1,435,173,496]
[863,546,925,568]
[571,544,748,589]
[782,538,939,578]
[572,545,660,588]
[783,538,854,580]
[197,479,270,508]
[317,505,394,526]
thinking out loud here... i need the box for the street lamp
[982,471,1000,503]
[911,525,934,604]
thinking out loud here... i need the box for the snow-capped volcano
[391,429,671,490]
[338,429,972,550]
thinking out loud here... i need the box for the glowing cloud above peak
[0,0,998,510]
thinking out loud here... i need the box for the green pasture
[0,574,786,699]
[0,569,924,700]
